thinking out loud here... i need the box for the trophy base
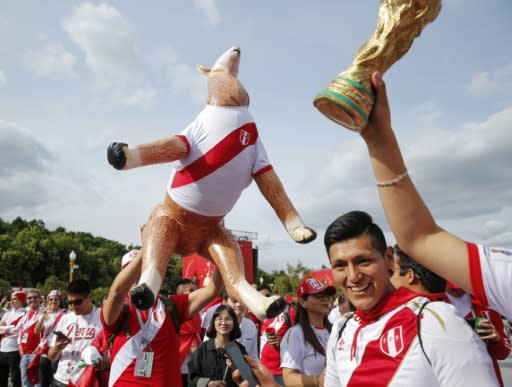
[313,76,375,133]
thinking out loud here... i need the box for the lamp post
[69,250,76,283]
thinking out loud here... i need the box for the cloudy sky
[1,1,511,272]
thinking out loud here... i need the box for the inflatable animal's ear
[196,64,210,75]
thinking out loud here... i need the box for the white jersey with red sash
[167,104,272,217]
[324,288,498,387]
[49,306,102,385]
[467,242,512,320]
[0,307,26,352]
[101,294,189,387]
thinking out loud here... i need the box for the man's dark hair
[66,279,91,296]
[394,245,447,293]
[175,278,195,288]
[206,304,242,340]
[324,211,387,256]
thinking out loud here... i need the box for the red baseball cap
[297,278,336,299]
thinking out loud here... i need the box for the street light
[69,250,77,283]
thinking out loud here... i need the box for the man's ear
[384,246,395,270]
[406,268,416,285]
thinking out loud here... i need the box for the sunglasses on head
[67,298,85,306]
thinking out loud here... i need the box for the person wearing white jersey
[323,211,498,386]
[356,71,512,320]
[0,291,26,387]
[280,278,335,387]
[47,280,104,387]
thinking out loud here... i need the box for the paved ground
[500,356,512,385]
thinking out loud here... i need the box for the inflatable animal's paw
[289,226,317,244]
[107,142,128,170]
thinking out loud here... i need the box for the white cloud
[410,101,443,126]
[22,43,77,80]
[0,69,6,87]
[192,0,221,27]
[61,2,154,107]
[167,63,205,104]
[299,105,512,230]
[466,64,512,97]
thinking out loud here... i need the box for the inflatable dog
[107,47,316,319]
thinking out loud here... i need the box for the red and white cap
[297,278,336,298]
[11,291,26,303]
[47,290,61,299]
[121,249,139,268]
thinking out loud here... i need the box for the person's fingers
[232,369,241,383]
[371,71,389,107]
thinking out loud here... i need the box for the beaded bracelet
[376,169,408,187]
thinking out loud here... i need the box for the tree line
[0,217,320,303]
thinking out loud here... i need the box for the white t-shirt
[280,324,329,376]
[167,104,271,216]
[0,307,26,352]
[49,306,102,384]
[328,307,342,324]
[204,315,259,359]
[324,290,498,387]
[467,242,512,319]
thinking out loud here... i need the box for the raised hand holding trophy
[314,0,441,132]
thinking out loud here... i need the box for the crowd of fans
[1,243,510,387]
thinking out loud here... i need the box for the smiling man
[323,211,498,386]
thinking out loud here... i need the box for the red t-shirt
[19,309,42,354]
[101,295,189,386]
[259,307,296,375]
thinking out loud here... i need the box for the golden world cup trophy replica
[313,0,441,132]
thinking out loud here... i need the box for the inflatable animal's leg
[254,169,317,244]
[131,209,179,310]
[203,227,285,320]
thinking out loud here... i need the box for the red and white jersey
[101,294,189,387]
[0,307,26,352]
[467,242,512,320]
[17,307,43,354]
[49,307,102,385]
[167,105,272,216]
[259,307,296,375]
[324,288,498,387]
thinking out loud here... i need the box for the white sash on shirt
[109,300,166,386]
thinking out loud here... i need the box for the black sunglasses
[27,296,40,300]
[67,298,85,306]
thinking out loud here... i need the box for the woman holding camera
[189,304,247,387]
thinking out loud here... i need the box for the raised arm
[360,71,471,292]
[107,135,188,170]
[254,168,316,244]
[102,251,143,326]
[187,267,223,317]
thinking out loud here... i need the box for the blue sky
[1,0,511,272]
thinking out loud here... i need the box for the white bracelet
[376,169,408,187]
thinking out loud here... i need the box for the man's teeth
[351,284,369,292]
